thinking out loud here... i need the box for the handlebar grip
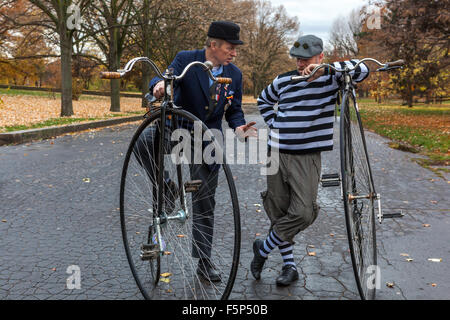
[100,72,122,79]
[291,75,307,82]
[386,59,405,67]
[216,77,232,84]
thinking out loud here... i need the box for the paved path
[0,112,448,300]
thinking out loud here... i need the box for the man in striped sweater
[251,34,369,286]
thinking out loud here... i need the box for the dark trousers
[133,125,218,260]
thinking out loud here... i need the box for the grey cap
[289,35,323,59]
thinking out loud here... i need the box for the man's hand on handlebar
[153,80,165,99]
[302,64,325,82]
[235,121,258,141]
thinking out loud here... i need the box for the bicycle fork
[321,173,404,224]
[374,193,404,223]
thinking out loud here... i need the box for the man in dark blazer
[135,21,256,282]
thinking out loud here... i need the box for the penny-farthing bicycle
[291,58,404,300]
[101,58,240,300]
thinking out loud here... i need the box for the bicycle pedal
[321,173,341,187]
[140,244,159,260]
[184,180,202,193]
[382,212,404,219]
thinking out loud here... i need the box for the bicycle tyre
[120,107,241,300]
[339,92,377,300]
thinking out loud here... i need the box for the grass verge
[0,112,144,133]
[357,99,449,178]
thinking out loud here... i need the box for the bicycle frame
[101,57,234,255]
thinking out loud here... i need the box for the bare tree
[328,7,363,58]
[238,0,299,97]
[126,0,165,106]
[82,0,135,112]
[25,0,91,116]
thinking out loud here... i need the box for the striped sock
[259,230,283,258]
[279,242,296,269]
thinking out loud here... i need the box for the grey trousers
[133,125,218,260]
[261,151,321,243]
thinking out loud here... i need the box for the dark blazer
[149,49,246,131]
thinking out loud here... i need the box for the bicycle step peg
[184,180,202,193]
[382,211,405,219]
[321,173,341,187]
[322,181,341,187]
[321,173,340,180]
[140,243,159,261]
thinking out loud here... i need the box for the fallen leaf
[329,233,335,237]
[428,258,442,262]
[400,253,409,257]
[423,224,431,227]
[308,252,316,256]
[255,233,261,236]
[308,245,315,248]
[256,209,261,213]
[431,283,437,287]
[164,251,172,255]
[254,204,261,207]
[166,289,173,293]
[160,273,172,278]
[386,282,395,288]
[406,258,414,262]
[1,219,7,223]
[430,200,438,204]
[176,234,186,238]
[160,278,170,283]
[83,178,90,183]
[51,268,56,271]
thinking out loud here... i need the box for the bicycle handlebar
[100,71,122,79]
[385,59,405,68]
[100,57,232,84]
[290,58,405,82]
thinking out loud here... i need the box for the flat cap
[207,21,244,45]
[290,35,323,58]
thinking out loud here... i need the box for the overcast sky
[268,0,368,46]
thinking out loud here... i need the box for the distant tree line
[0,0,299,116]
[326,0,449,107]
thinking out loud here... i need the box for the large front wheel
[340,93,377,300]
[120,108,241,300]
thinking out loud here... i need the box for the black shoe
[250,239,267,280]
[197,259,221,282]
[276,265,299,286]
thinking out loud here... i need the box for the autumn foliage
[328,0,449,107]
[0,0,448,112]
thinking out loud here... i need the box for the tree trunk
[141,68,150,108]
[141,0,151,108]
[109,28,120,112]
[60,24,74,117]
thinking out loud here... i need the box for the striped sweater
[258,60,369,154]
